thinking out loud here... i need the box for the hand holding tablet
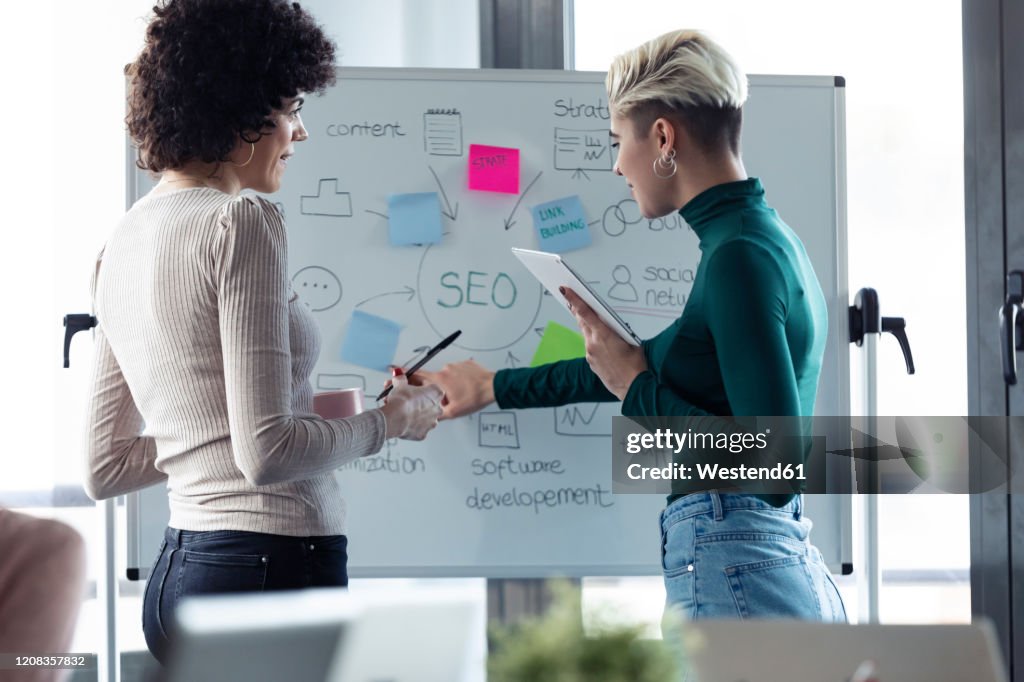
[510,248,642,346]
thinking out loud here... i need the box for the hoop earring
[229,142,256,168]
[653,148,677,179]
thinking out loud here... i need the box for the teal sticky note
[530,195,591,253]
[341,310,402,371]
[388,192,443,246]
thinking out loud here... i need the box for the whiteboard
[126,68,851,579]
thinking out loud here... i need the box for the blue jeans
[660,492,847,622]
[142,527,348,663]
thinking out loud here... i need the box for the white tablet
[511,248,642,346]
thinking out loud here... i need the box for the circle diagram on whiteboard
[417,242,542,352]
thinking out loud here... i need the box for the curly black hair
[126,0,336,173]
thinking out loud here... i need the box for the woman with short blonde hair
[416,29,846,623]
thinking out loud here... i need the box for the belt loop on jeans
[168,527,183,549]
[793,494,803,521]
[710,491,724,521]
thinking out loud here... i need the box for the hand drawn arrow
[505,352,521,367]
[571,168,591,181]
[428,166,459,220]
[356,286,416,307]
[503,170,544,230]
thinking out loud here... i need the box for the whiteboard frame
[124,68,852,580]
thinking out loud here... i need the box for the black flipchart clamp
[63,314,98,368]
[849,287,915,375]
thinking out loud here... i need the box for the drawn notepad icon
[423,109,463,156]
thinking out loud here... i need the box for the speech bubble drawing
[292,266,343,312]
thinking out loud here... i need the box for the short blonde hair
[606,30,748,153]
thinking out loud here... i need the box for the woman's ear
[653,117,677,155]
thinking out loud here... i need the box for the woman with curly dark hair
[83,0,444,662]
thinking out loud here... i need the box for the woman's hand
[561,287,647,400]
[378,371,444,440]
[407,359,495,420]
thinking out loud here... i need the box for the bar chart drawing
[301,178,353,217]
[554,127,614,172]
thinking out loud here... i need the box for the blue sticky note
[387,192,443,246]
[530,195,591,253]
[340,310,402,371]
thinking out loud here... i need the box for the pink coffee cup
[313,388,365,419]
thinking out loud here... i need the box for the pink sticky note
[468,144,520,194]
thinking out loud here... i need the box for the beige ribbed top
[84,187,386,536]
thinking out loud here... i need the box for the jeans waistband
[662,491,802,524]
[165,526,245,549]
[164,526,345,549]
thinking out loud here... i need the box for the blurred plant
[487,581,679,682]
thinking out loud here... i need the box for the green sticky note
[530,321,586,367]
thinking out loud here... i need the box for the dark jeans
[142,526,348,664]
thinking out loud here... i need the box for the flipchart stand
[848,287,915,624]
[63,314,119,682]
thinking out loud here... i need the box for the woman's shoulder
[218,194,285,231]
[709,229,778,263]
[725,209,806,261]
[131,188,281,226]
[126,187,235,231]
[213,195,289,259]
[704,232,792,294]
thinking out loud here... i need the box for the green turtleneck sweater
[493,178,828,507]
